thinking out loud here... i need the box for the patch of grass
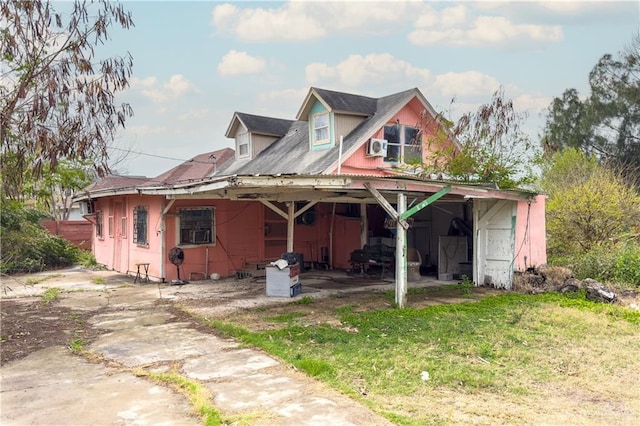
[68,338,88,353]
[292,295,314,305]
[138,370,221,426]
[202,291,640,424]
[266,312,306,323]
[41,287,61,304]
[91,276,105,284]
[25,273,61,286]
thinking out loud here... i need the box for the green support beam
[399,186,452,220]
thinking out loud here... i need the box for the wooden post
[287,202,294,253]
[395,193,407,308]
[360,202,368,248]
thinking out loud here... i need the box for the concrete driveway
[1,268,395,425]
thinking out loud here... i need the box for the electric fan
[168,246,186,285]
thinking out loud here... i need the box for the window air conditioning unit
[367,138,388,157]
[80,200,95,215]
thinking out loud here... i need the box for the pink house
[76,87,546,296]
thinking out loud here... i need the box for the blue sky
[103,1,639,177]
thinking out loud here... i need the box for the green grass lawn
[199,290,640,425]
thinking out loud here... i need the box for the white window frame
[237,132,250,159]
[178,207,215,246]
[383,124,422,164]
[312,112,330,146]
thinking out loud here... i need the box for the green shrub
[569,243,619,282]
[1,201,82,274]
[615,243,640,286]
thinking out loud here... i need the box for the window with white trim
[133,206,148,246]
[383,124,422,164]
[237,132,250,159]
[179,207,215,245]
[312,112,330,145]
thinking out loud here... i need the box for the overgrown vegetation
[415,87,537,189]
[540,149,640,286]
[203,292,639,425]
[0,200,89,274]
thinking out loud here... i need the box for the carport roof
[76,173,538,204]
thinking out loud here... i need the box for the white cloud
[432,71,502,98]
[217,50,266,76]
[130,74,196,103]
[513,93,552,114]
[306,53,431,88]
[178,108,211,122]
[212,2,324,42]
[440,5,468,28]
[409,6,563,47]
[211,1,420,42]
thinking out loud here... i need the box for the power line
[107,146,216,164]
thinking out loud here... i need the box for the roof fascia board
[295,88,332,120]
[224,112,241,138]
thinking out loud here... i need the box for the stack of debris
[513,265,617,303]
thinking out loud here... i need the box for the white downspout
[330,135,344,269]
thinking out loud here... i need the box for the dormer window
[312,112,330,145]
[237,132,250,159]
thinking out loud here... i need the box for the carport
[141,174,545,308]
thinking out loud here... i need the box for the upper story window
[237,132,250,159]
[179,207,215,245]
[312,112,330,145]
[383,124,422,164]
[133,206,148,246]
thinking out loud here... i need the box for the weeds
[68,338,88,353]
[292,295,314,305]
[91,276,105,284]
[25,274,61,286]
[138,370,221,426]
[41,287,61,304]
[459,275,474,295]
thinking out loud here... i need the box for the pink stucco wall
[92,196,362,282]
[514,195,547,270]
[338,97,457,176]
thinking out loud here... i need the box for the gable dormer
[296,88,376,151]
[225,112,293,161]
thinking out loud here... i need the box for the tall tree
[543,34,640,182]
[0,0,134,198]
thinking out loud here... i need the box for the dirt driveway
[1,267,400,425]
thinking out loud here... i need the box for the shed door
[473,199,516,289]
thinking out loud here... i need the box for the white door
[473,199,517,289]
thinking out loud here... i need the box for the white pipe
[337,135,343,174]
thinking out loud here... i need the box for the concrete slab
[0,347,195,426]
[1,268,395,425]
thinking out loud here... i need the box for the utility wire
[108,146,216,164]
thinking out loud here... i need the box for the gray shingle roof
[236,113,294,136]
[312,87,377,115]
[218,87,420,176]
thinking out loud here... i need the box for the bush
[557,241,640,287]
[615,243,640,286]
[568,243,619,283]
[1,201,82,274]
